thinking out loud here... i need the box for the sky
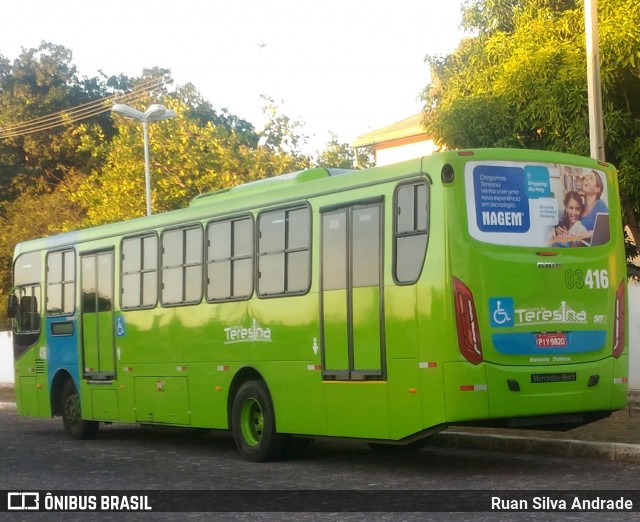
[0,0,468,152]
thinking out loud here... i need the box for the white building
[352,113,438,166]
[0,331,13,386]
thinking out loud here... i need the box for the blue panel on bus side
[491,330,607,355]
[46,316,80,391]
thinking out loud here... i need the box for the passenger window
[258,206,311,296]
[122,234,158,309]
[161,226,203,305]
[352,206,381,288]
[46,250,75,315]
[206,216,254,301]
[322,211,347,291]
[394,181,429,284]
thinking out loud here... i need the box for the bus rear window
[465,162,610,248]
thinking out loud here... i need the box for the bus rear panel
[442,151,627,428]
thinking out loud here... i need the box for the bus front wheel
[61,380,99,440]
[231,380,287,462]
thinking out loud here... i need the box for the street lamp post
[585,0,605,161]
[112,103,176,216]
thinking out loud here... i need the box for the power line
[1,89,152,138]
[0,76,171,139]
[0,76,165,133]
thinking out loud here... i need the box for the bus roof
[189,167,356,207]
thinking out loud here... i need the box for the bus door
[80,251,116,380]
[320,200,385,380]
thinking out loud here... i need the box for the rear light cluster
[613,280,626,358]
[453,277,483,365]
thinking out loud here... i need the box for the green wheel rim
[240,398,264,447]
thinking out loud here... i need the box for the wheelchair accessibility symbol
[489,298,514,328]
[116,316,126,337]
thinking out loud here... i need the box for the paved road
[2,410,640,521]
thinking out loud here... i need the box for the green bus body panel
[10,149,629,444]
[324,382,389,439]
[14,342,51,418]
[90,389,119,421]
[134,377,190,425]
[18,376,49,417]
[443,356,628,422]
[352,286,382,372]
[323,290,349,370]
[82,315,99,372]
[387,358,424,438]
[97,311,115,374]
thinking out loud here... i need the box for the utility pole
[585,0,605,161]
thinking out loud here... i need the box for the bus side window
[12,251,43,350]
[21,294,40,332]
[257,205,311,296]
[161,225,203,306]
[394,181,430,284]
[122,234,158,309]
[206,216,254,301]
[46,249,75,316]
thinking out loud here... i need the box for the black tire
[231,380,288,462]
[285,437,315,460]
[61,380,99,440]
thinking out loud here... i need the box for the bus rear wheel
[61,380,99,440]
[231,380,287,462]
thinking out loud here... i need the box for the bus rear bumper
[443,356,628,424]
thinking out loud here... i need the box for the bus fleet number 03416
[565,269,609,290]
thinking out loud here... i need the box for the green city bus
[8,148,628,461]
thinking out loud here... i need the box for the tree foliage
[460,0,577,35]
[423,0,640,256]
[72,96,312,226]
[0,175,86,326]
[0,42,114,200]
[0,41,371,322]
[315,133,375,170]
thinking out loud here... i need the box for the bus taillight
[613,281,626,358]
[453,277,483,365]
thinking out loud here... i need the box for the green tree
[0,174,86,326]
[316,133,375,169]
[0,41,365,314]
[422,0,640,251]
[259,97,310,158]
[0,42,114,200]
[72,96,312,226]
[460,0,577,35]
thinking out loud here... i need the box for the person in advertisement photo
[551,190,587,247]
[581,169,609,229]
[550,168,609,247]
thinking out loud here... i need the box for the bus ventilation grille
[35,359,45,374]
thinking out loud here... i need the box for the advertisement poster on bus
[465,162,610,248]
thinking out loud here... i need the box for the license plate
[535,332,567,348]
